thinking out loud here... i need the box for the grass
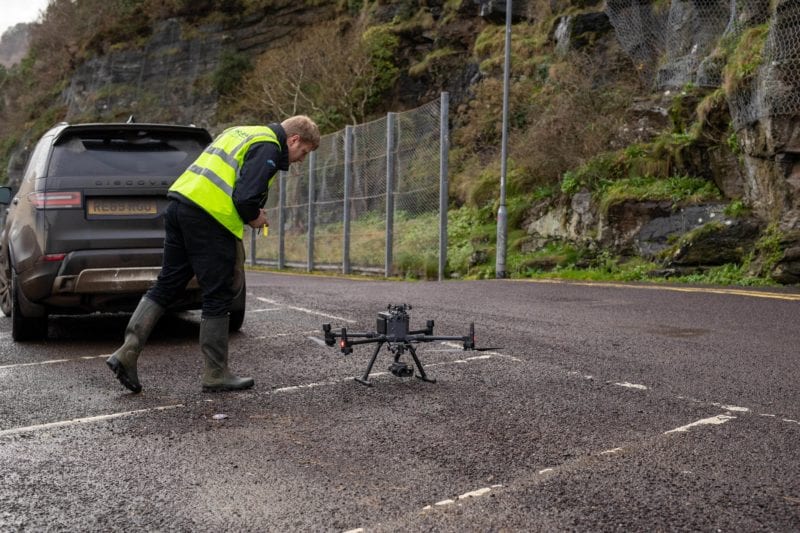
[247,203,780,288]
[597,175,721,213]
[251,211,441,279]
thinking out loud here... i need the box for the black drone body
[322,304,475,386]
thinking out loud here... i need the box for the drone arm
[346,336,387,346]
[412,323,476,349]
[408,319,435,336]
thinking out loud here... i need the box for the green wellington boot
[201,315,254,392]
[106,296,165,393]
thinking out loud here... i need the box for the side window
[22,135,53,183]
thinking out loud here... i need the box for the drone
[322,304,476,386]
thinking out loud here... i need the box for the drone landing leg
[355,341,384,387]
[407,344,436,383]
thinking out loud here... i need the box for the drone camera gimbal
[322,304,476,386]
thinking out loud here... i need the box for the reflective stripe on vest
[169,126,280,238]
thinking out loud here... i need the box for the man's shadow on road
[46,312,203,343]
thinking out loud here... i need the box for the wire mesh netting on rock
[605,0,800,128]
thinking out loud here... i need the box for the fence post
[307,151,316,272]
[439,91,449,281]
[278,171,286,270]
[385,112,396,278]
[343,125,353,275]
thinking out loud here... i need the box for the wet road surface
[1,272,799,531]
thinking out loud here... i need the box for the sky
[0,0,51,37]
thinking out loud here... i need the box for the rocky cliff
[64,3,337,128]
[0,23,31,68]
[532,0,800,283]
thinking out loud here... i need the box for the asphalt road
[1,272,799,532]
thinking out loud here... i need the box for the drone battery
[377,311,409,338]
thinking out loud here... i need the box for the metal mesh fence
[605,0,800,128]
[248,97,445,278]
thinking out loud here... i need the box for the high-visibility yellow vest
[169,125,281,239]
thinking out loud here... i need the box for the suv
[0,122,246,341]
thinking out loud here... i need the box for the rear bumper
[52,267,199,294]
[16,248,243,314]
[16,248,199,313]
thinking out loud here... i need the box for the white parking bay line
[0,354,108,370]
[664,414,736,435]
[307,336,328,347]
[0,404,185,437]
[255,297,357,324]
[421,484,504,511]
[614,382,648,390]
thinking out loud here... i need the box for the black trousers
[146,200,237,318]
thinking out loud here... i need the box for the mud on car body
[0,122,246,341]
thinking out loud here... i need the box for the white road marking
[272,379,343,393]
[441,342,523,362]
[664,414,736,435]
[459,486,499,499]
[0,354,108,370]
[538,468,554,474]
[307,336,328,347]
[247,308,281,313]
[0,404,184,437]
[422,485,503,510]
[614,382,648,390]
[255,331,320,339]
[255,297,357,323]
[271,353,514,394]
[711,402,750,412]
[600,448,624,455]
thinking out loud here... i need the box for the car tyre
[11,271,48,341]
[229,279,246,333]
[0,250,11,316]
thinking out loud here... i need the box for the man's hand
[248,208,268,228]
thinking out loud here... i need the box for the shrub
[213,51,252,96]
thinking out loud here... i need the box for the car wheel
[229,279,246,333]
[11,271,48,341]
[0,250,11,316]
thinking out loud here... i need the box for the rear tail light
[39,254,67,262]
[29,191,82,209]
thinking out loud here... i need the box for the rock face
[595,0,800,281]
[0,23,30,68]
[65,19,225,127]
[62,3,336,128]
[729,0,800,280]
[668,218,762,267]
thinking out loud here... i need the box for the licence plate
[87,198,158,217]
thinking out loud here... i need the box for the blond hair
[281,115,321,150]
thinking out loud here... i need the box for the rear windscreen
[48,133,207,177]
